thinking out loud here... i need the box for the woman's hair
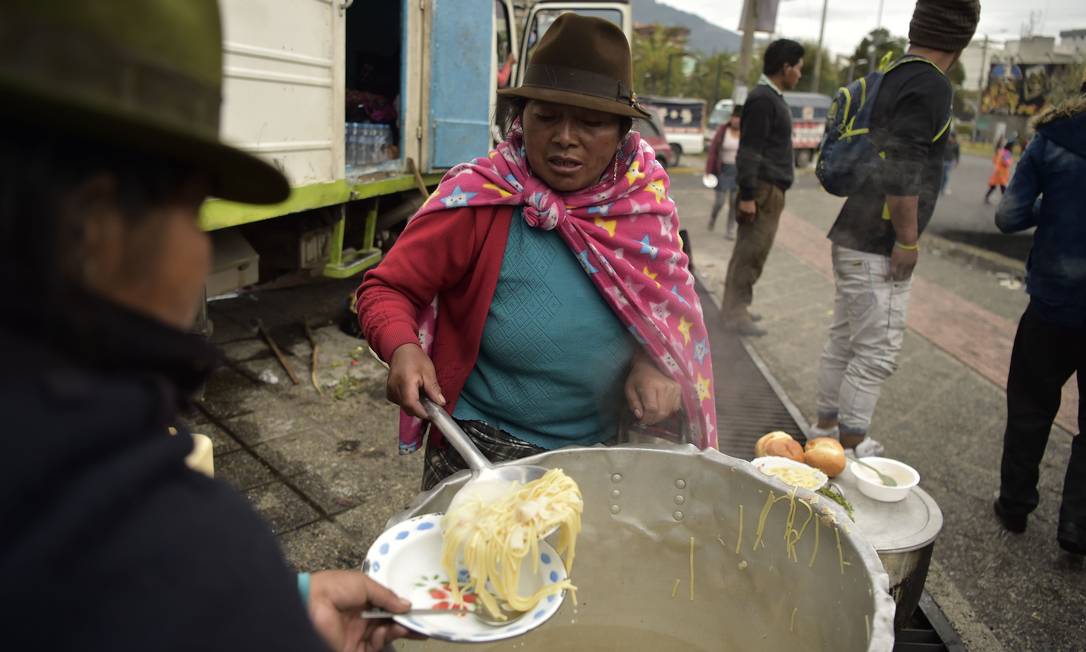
[763,39,805,76]
[0,121,194,323]
[495,96,633,140]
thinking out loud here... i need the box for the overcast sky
[660,0,1086,56]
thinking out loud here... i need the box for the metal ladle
[421,397,550,515]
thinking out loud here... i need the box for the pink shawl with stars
[398,122,717,453]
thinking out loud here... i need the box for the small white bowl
[849,457,919,502]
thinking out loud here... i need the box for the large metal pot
[834,471,943,631]
[386,444,896,651]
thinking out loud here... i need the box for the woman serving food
[358,14,717,489]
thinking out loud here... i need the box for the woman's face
[77,175,211,330]
[728,115,741,130]
[522,100,623,193]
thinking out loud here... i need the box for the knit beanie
[909,0,981,52]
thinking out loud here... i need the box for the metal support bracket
[323,201,383,279]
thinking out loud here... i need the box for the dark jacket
[995,96,1086,327]
[0,295,328,651]
[736,83,794,200]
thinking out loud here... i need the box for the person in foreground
[0,2,416,650]
[721,39,805,336]
[992,78,1086,562]
[811,0,979,458]
[357,14,718,490]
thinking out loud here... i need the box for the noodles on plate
[441,468,583,619]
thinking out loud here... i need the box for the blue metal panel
[428,0,493,170]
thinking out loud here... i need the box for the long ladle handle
[421,397,493,474]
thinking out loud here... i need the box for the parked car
[704,98,735,146]
[634,112,676,168]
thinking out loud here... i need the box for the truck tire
[670,144,682,167]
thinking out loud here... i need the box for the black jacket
[736,82,795,200]
[0,295,328,651]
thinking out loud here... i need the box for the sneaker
[1058,522,1086,555]
[993,498,1027,534]
[852,437,885,458]
[724,230,736,240]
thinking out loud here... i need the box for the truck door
[218,0,343,189]
[515,2,631,87]
[428,0,494,169]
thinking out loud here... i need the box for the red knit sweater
[355,205,515,413]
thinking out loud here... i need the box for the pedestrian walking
[941,130,960,195]
[705,106,742,239]
[358,14,717,490]
[811,0,979,456]
[985,138,1015,203]
[721,40,805,336]
[0,1,421,650]
[992,87,1086,562]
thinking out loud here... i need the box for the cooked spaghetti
[441,468,583,619]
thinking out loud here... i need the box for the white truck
[204,0,631,296]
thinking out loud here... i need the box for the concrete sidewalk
[675,166,1082,652]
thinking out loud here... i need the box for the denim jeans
[816,245,913,437]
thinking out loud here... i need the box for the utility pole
[876,0,885,29]
[737,0,757,93]
[812,0,828,93]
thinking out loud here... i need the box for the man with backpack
[721,39,805,336]
[810,0,980,456]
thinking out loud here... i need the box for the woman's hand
[307,571,422,652]
[387,343,445,419]
[624,349,682,426]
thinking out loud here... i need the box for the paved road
[926,153,1033,263]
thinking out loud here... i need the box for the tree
[799,40,840,96]
[632,24,689,96]
[841,28,907,84]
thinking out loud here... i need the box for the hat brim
[1,77,289,205]
[499,85,652,120]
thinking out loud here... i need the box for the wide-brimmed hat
[499,13,651,120]
[0,0,288,205]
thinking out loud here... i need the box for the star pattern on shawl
[639,235,659,260]
[606,286,629,308]
[642,266,661,288]
[657,214,672,236]
[624,278,644,296]
[649,300,671,323]
[482,183,513,198]
[696,373,712,401]
[504,174,524,192]
[576,250,599,274]
[588,203,613,217]
[693,338,709,364]
[670,285,690,307]
[594,217,617,237]
[666,250,682,274]
[661,353,680,373]
[647,179,667,204]
[625,160,646,185]
[627,199,647,216]
[678,316,693,344]
[441,185,477,208]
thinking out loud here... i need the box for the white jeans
[816,245,913,437]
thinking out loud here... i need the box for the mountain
[631,0,742,54]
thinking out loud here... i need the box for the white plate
[751,456,828,491]
[702,173,719,189]
[362,513,568,643]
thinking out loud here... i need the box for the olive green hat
[499,13,652,120]
[0,0,289,204]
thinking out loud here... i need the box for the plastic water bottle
[345,123,358,176]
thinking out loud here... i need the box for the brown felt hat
[909,0,981,52]
[499,13,652,120]
[0,0,289,205]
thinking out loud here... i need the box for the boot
[722,313,767,337]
